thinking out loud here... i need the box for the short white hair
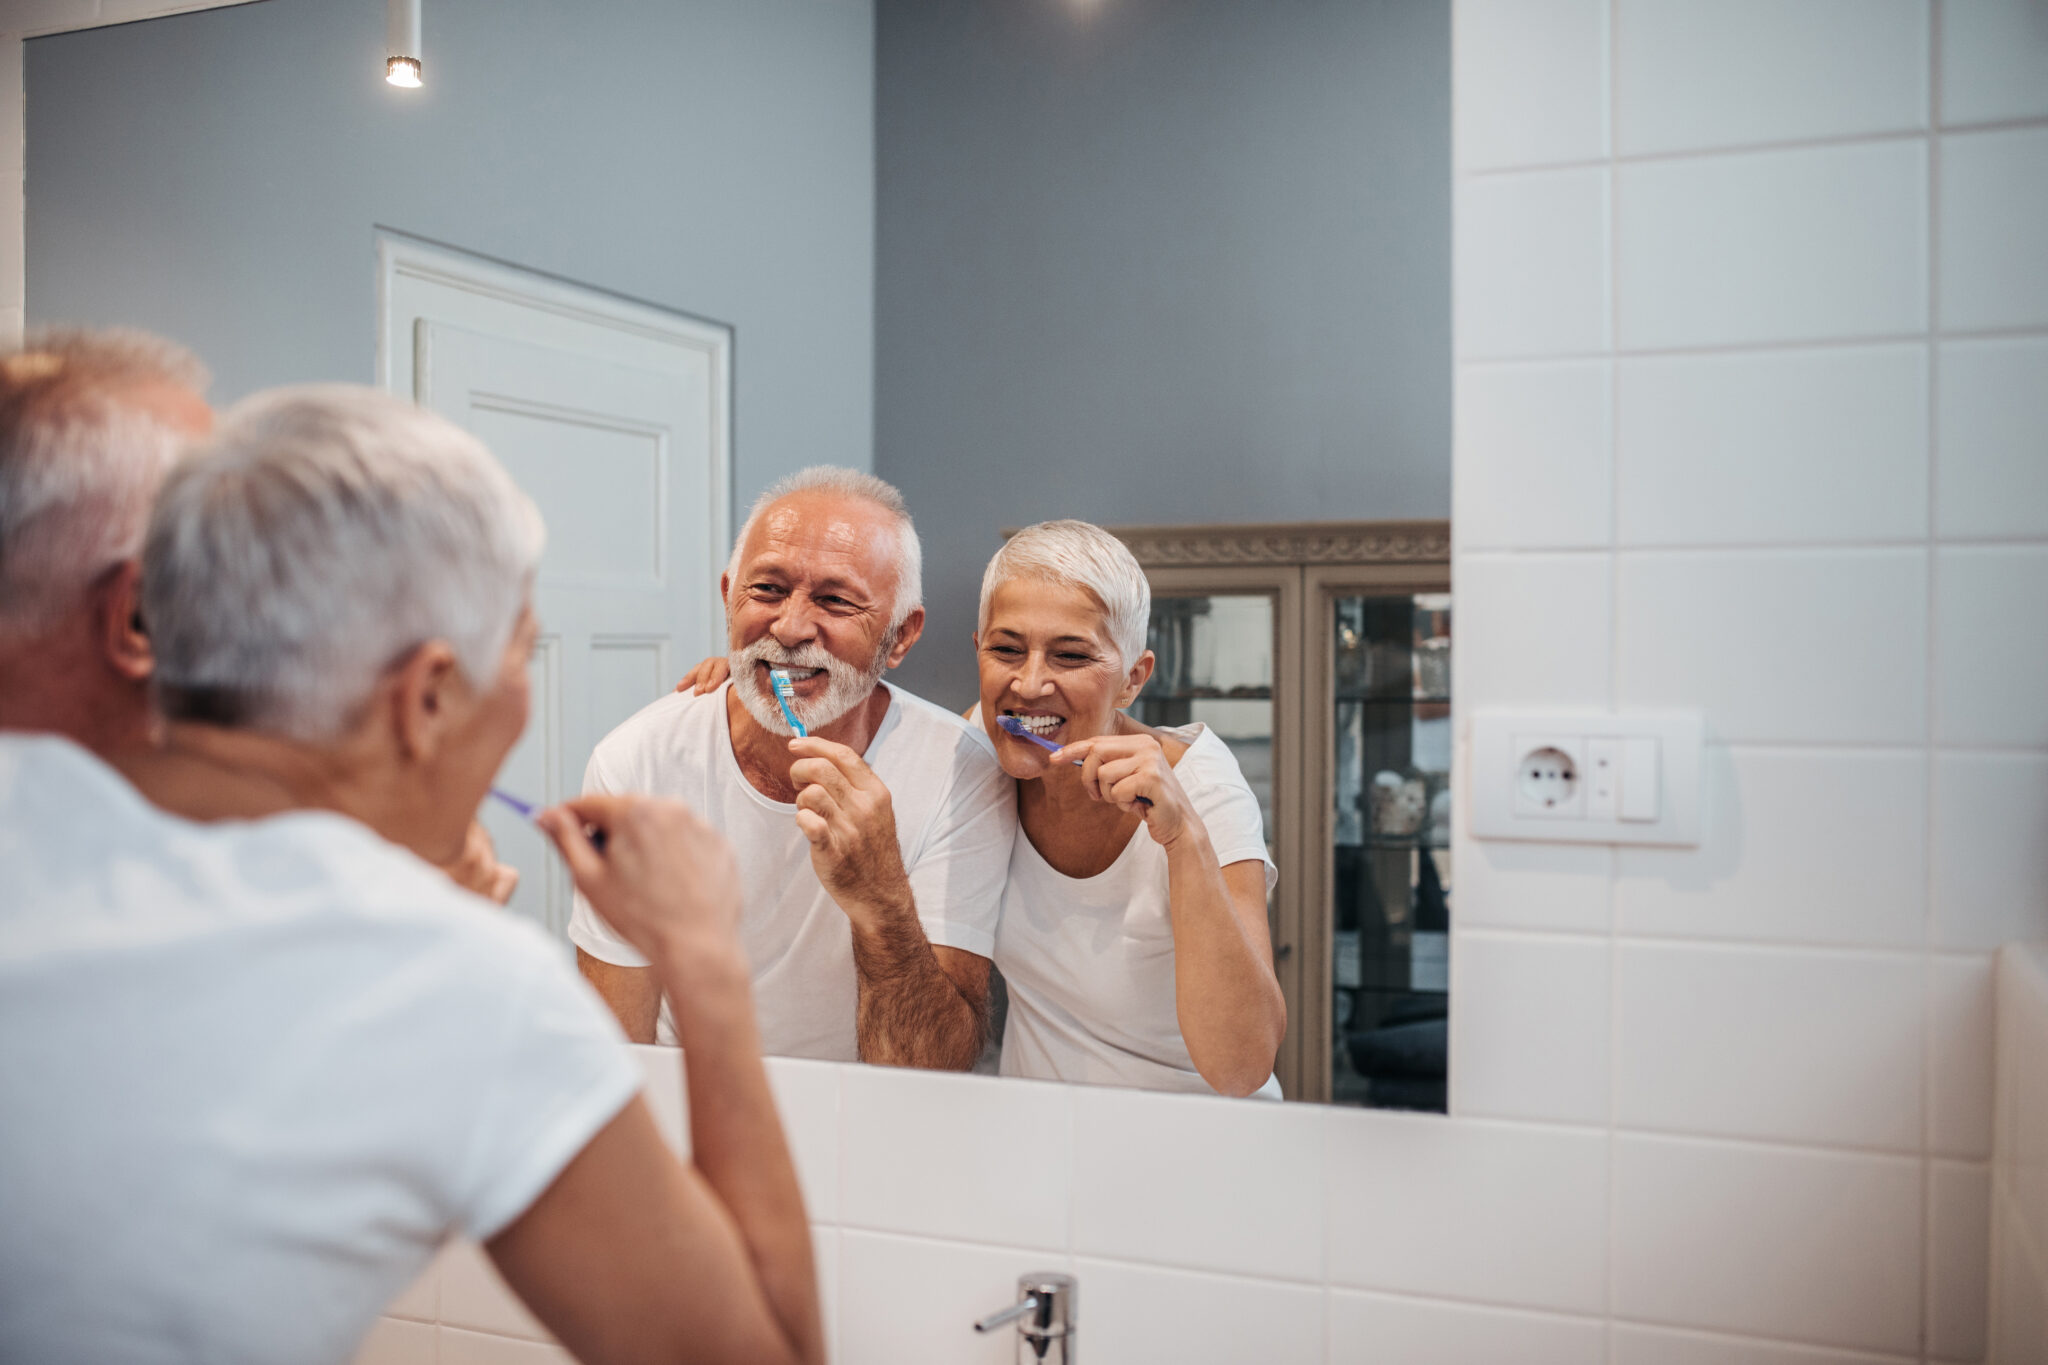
[978,520,1151,668]
[0,327,209,635]
[143,384,545,742]
[725,466,922,629]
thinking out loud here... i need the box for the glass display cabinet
[1116,521,1451,1108]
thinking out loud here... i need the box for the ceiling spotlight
[386,0,422,88]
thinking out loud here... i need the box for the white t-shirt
[567,681,1016,1059]
[993,724,1282,1098]
[0,735,641,1365]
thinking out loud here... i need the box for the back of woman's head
[978,519,1150,668]
[143,384,544,741]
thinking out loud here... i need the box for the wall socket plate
[1470,709,1704,847]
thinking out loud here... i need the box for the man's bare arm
[576,949,661,1044]
[850,924,989,1070]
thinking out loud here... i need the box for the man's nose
[768,596,819,648]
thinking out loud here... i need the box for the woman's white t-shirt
[0,735,641,1365]
[993,723,1281,1097]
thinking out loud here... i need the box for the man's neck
[117,723,369,828]
[0,633,156,762]
[724,680,893,803]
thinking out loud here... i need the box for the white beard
[729,635,889,736]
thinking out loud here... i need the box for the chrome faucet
[973,1271,1076,1363]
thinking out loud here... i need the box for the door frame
[375,229,735,602]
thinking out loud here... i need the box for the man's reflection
[570,468,1014,1067]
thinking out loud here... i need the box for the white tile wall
[1609,1323,1916,1365]
[1930,1160,1993,1362]
[1932,754,2048,953]
[1615,344,1928,546]
[1992,942,2048,1362]
[1935,547,2048,748]
[1616,139,1928,350]
[1451,823,1614,934]
[1452,0,1608,171]
[1929,953,1998,1160]
[1616,747,1928,949]
[1614,0,1928,156]
[1076,1259,1325,1365]
[1937,337,2048,541]
[1938,127,2048,334]
[1611,1134,1924,1353]
[1455,168,1612,359]
[1940,0,2048,127]
[1327,1290,1605,1365]
[1614,549,1928,745]
[1453,552,1613,711]
[1454,359,1613,551]
[1447,930,1610,1124]
[837,1230,1062,1365]
[1615,941,1925,1150]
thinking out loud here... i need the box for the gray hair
[0,327,210,635]
[143,384,545,741]
[978,520,1151,668]
[725,466,923,629]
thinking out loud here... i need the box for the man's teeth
[1008,714,1062,734]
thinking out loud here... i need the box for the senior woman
[973,520,1284,1098]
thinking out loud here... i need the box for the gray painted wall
[27,0,875,515]
[875,0,1451,706]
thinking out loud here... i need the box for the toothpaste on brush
[769,669,808,738]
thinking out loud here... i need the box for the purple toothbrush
[995,716,1151,808]
[490,787,606,852]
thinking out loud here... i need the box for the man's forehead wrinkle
[743,494,900,597]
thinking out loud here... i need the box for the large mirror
[25,0,1449,1107]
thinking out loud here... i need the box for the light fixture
[385,0,422,88]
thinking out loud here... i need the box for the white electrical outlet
[1470,710,1704,846]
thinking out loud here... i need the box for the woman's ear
[1116,649,1156,709]
[389,641,463,762]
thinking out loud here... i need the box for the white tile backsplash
[1325,1112,1608,1313]
[1609,1323,1915,1365]
[1327,1290,1605,1365]
[1614,0,1927,156]
[349,1318,437,1365]
[1937,336,2048,541]
[1448,930,1610,1124]
[836,1231,1066,1365]
[1615,941,1924,1150]
[839,1066,1070,1251]
[766,1055,841,1223]
[1616,139,1928,350]
[1929,1160,1993,1362]
[1611,1134,1924,1353]
[1940,0,2048,126]
[1938,126,2048,334]
[1455,168,1612,359]
[1615,548,1928,745]
[1935,546,2048,748]
[1615,344,1928,546]
[1616,747,1928,949]
[1932,754,2048,952]
[1076,1258,1325,1365]
[1070,1085,1323,1282]
[1930,953,1998,1162]
[437,1241,551,1343]
[1451,823,1615,935]
[436,1326,571,1365]
[1454,360,1613,551]
[1453,0,1608,170]
[1453,552,1614,711]
[1991,1198,2048,1365]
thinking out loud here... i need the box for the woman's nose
[1011,657,1055,696]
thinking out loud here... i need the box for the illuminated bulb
[385,0,422,88]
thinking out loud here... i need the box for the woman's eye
[1057,652,1092,664]
[989,645,1023,657]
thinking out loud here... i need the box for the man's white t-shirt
[567,681,1016,1059]
[993,723,1283,1098]
[0,735,641,1365]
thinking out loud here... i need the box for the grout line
[1467,122,1940,178]
[1921,9,1944,1353]
[1604,2,1623,1351]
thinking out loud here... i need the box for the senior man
[0,385,822,1365]
[0,327,517,902]
[569,467,1014,1069]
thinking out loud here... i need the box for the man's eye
[750,583,787,597]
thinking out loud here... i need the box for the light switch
[1620,738,1660,822]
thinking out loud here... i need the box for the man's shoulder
[590,686,724,775]
[880,684,1002,772]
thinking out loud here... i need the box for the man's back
[0,735,638,1365]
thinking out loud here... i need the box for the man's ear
[95,560,154,683]
[1115,649,1157,709]
[884,606,926,669]
[388,640,463,763]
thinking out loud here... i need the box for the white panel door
[379,235,730,938]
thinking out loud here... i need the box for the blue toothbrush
[769,669,808,737]
[995,715,1150,808]
[490,786,605,852]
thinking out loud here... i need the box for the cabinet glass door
[1328,593,1451,1110]
[1131,593,1276,855]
